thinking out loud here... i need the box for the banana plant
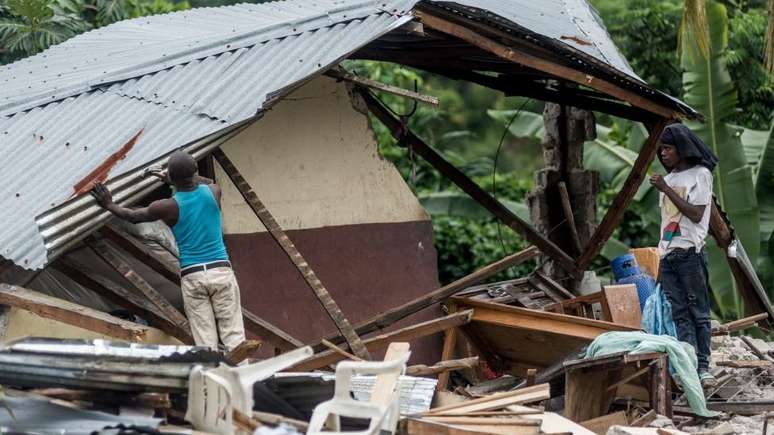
[680,1,760,318]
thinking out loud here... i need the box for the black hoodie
[658,123,718,172]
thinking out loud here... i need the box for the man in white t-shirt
[650,123,718,388]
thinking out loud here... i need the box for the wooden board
[401,418,540,435]
[452,297,635,374]
[0,284,157,342]
[629,248,660,280]
[580,411,628,435]
[291,310,472,371]
[370,342,410,405]
[602,285,642,328]
[426,384,550,415]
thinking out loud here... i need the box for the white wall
[214,76,429,234]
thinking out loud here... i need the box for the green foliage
[432,216,535,284]
[0,0,190,64]
[0,0,87,59]
[592,0,772,130]
[682,1,760,318]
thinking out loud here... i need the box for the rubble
[0,0,773,434]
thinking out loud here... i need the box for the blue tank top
[172,185,229,268]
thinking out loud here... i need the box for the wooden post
[357,87,577,275]
[315,246,540,351]
[437,302,459,391]
[558,181,583,255]
[87,238,193,340]
[576,119,670,272]
[211,149,370,360]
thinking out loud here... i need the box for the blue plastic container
[611,253,656,311]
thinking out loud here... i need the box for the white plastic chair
[186,346,313,434]
[307,343,410,435]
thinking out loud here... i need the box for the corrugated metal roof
[0,0,685,269]
[438,0,640,80]
[0,0,415,269]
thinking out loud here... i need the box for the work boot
[699,369,717,388]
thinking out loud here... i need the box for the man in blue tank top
[91,151,246,351]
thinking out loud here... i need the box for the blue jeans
[659,248,712,371]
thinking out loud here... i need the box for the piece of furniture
[307,342,411,435]
[186,346,313,434]
[563,351,671,422]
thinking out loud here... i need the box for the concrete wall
[215,77,441,362]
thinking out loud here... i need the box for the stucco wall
[214,76,442,362]
[215,76,429,233]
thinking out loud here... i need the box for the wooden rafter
[315,245,540,351]
[52,257,193,343]
[101,223,304,351]
[292,310,473,371]
[87,238,193,340]
[413,8,678,119]
[211,149,370,360]
[576,119,670,272]
[357,87,578,274]
[0,284,159,342]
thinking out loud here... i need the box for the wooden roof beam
[414,8,679,119]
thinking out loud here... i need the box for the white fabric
[658,166,713,256]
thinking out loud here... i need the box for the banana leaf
[681,2,760,318]
[486,109,545,141]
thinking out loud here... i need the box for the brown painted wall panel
[225,220,443,363]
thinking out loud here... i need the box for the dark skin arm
[649,174,706,223]
[91,183,179,226]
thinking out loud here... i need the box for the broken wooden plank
[316,246,540,351]
[371,342,411,405]
[321,338,364,362]
[241,308,305,352]
[558,181,583,256]
[712,313,769,335]
[88,238,192,336]
[252,411,309,432]
[425,384,550,415]
[292,310,473,371]
[413,8,677,119]
[580,411,628,435]
[100,225,180,284]
[602,285,642,329]
[716,360,773,368]
[212,148,370,360]
[52,257,193,343]
[407,357,479,377]
[358,86,577,275]
[325,68,439,106]
[0,284,160,342]
[401,417,539,435]
[437,302,460,391]
[576,119,670,272]
[741,336,774,362]
[226,339,262,365]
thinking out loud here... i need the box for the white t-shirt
[658,165,713,257]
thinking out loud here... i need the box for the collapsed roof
[0,0,696,270]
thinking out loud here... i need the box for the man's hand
[90,183,114,208]
[650,174,669,193]
[145,167,171,184]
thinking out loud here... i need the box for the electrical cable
[492,98,532,253]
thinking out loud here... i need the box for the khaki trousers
[180,267,246,351]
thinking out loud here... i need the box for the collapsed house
[0,0,773,433]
